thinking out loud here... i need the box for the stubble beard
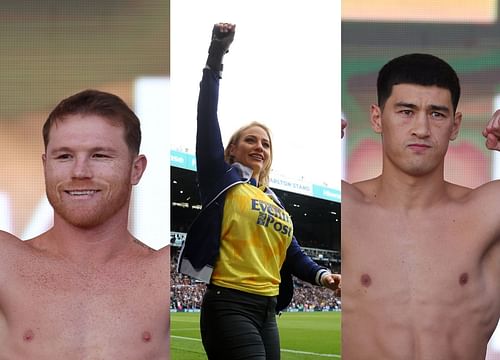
[389,151,444,178]
[46,180,132,229]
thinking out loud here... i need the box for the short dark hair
[377,54,461,113]
[43,89,141,154]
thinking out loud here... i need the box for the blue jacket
[177,68,330,312]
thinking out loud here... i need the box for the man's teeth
[67,190,97,196]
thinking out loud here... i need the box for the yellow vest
[211,183,294,296]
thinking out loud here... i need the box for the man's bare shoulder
[342,177,380,203]
[131,238,170,261]
[444,181,474,201]
[0,230,29,255]
[445,179,500,206]
[445,181,500,245]
[127,241,170,286]
[0,231,29,283]
[468,178,500,198]
[0,230,20,244]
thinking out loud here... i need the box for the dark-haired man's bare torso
[342,179,500,360]
[0,232,170,360]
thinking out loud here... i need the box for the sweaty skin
[342,84,500,360]
[0,231,170,360]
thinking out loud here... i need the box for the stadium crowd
[170,248,341,312]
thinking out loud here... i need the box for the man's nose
[71,156,92,179]
[412,113,431,138]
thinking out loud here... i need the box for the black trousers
[200,284,280,360]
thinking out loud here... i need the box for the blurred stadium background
[342,0,500,357]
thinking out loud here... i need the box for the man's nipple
[23,329,35,342]
[459,272,468,286]
[361,273,372,287]
[142,331,152,343]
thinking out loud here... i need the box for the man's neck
[35,212,134,266]
[375,163,448,211]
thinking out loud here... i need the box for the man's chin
[60,213,105,229]
[404,166,438,177]
[53,205,108,229]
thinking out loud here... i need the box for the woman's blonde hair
[224,121,273,188]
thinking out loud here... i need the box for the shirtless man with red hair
[0,89,170,359]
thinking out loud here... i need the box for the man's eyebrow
[49,146,117,153]
[394,102,417,109]
[429,104,450,113]
[49,146,72,154]
[90,147,118,153]
[394,102,450,113]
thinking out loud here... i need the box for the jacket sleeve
[276,236,330,312]
[282,236,329,286]
[270,190,329,285]
[196,68,231,206]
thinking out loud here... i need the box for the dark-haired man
[0,90,170,359]
[342,54,500,359]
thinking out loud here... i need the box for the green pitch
[170,311,341,359]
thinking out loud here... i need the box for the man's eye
[93,153,109,159]
[55,154,71,160]
[431,112,444,118]
[400,110,413,116]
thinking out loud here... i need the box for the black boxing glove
[206,23,235,78]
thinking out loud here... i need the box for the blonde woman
[178,23,340,360]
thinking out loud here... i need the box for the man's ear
[370,104,383,134]
[131,155,147,185]
[449,111,462,141]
